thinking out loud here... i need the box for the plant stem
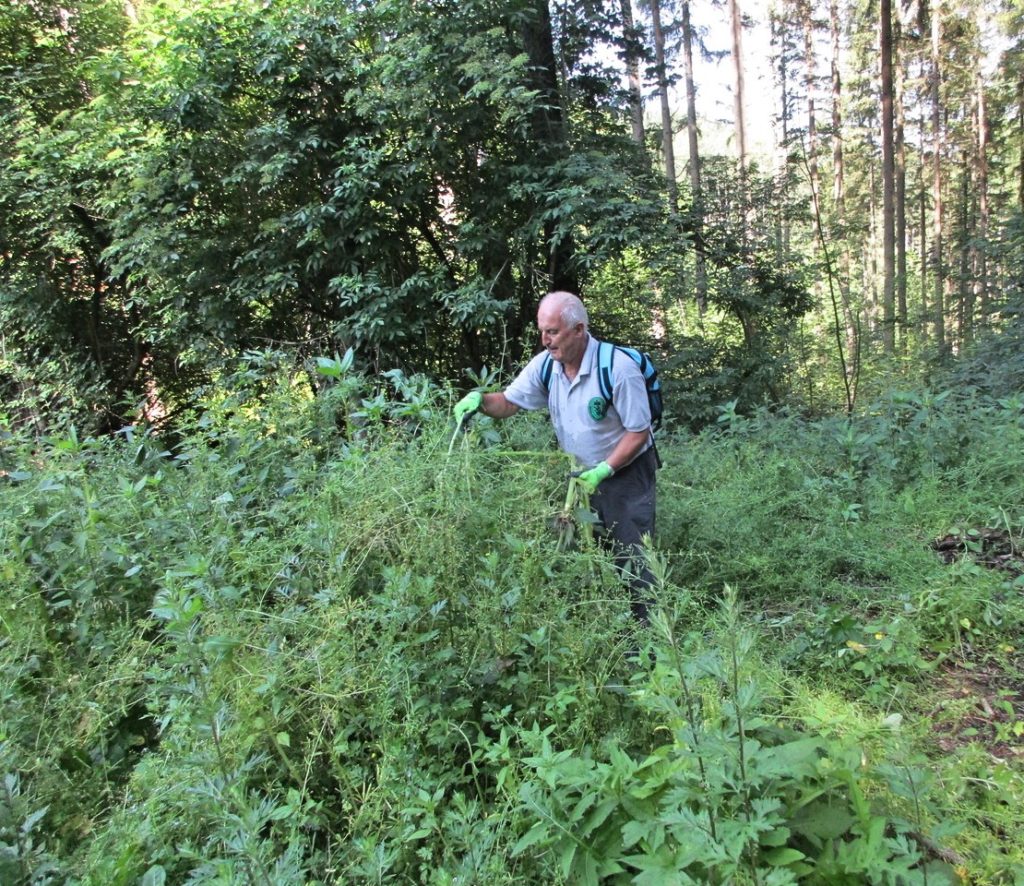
[728,622,760,884]
[663,617,718,842]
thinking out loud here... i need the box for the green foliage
[0,1,148,433]
[0,769,60,885]
[1,0,674,429]
[506,591,942,885]
[2,355,1022,883]
[0,0,825,436]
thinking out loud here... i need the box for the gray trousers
[590,446,657,623]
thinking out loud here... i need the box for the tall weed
[1,356,1021,882]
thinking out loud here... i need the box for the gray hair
[541,291,588,328]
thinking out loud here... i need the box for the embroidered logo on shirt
[588,396,608,421]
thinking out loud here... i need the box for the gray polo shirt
[504,335,652,468]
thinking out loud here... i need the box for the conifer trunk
[895,17,908,353]
[620,0,647,150]
[975,68,990,328]
[880,0,896,354]
[729,0,748,173]
[930,0,945,352]
[681,0,706,310]
[830,0,844,211]
[650,0,678,211]
[802,0,819,201]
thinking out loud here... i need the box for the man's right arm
[481,392,520,419]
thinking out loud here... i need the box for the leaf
[316,355,343,377]
[759,827,791,847]
[203,636,240,657]
[755,738,823,780]
[20,806,48,834]
[881,713,903,730]
[622,819,663,851]
[141,866,167,886]
[276,731,291,748]
[560,841,577,879]
[763,847,806,866]
[580,798,618,838]
[790,802,855,842]
[513,822,550,855]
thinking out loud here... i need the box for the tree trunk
[1018,73,1024,212]
[920,168,929,343]
[802,0,819,202]
[518,0,577,292]
[620,0,647,150]
[930,0,945,352]
[827,0,856,380]
[830,0,844,212]
[956,155,972,349]
[975,67,989,328]
[681,0,706,310]
[895,16,908,353]
[729,0,748,173]
[866,162,879,337]
[650,0,678,211]
[880,0,896,354]
[772,10,792,253]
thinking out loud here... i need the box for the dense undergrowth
[1,355,1022,884]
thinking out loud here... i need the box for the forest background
[2,0,1024,883]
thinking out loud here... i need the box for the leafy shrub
[1,354,1021,882]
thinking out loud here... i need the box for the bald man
[455,291,657,624]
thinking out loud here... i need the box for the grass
[1,359,1022,883]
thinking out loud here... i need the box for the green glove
[577,461,614,494]
[454,390,483,426]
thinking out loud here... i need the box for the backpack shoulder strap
[597,340,615,403]
[539,352,554,391]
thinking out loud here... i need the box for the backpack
[539,340,663,432]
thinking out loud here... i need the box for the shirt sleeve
[612,356,652,433]
[504,351,551,411]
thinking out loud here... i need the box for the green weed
[1,356,1022,882]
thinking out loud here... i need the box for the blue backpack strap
[597,340,615,404]
[539,352,554,391]
[601,343,663,431]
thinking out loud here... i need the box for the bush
[1,354,1021,882]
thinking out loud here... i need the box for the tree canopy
[3,0,1024,433]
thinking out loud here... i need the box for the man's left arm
[576,428,650,493]
[576,362,652,493]
[604,429,651,473]
[607,358,652,472]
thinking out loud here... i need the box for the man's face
[537,304,586,366]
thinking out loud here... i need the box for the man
[454,290,656,623]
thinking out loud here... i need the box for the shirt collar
[580,334,598,375]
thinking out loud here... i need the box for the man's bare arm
[603,429,650,473]
[480,392,521,419]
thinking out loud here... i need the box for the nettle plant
[8,350,1014,883]
[500,588,953,885]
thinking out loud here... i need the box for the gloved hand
[453,391,483,426]
[577,461,614,494]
